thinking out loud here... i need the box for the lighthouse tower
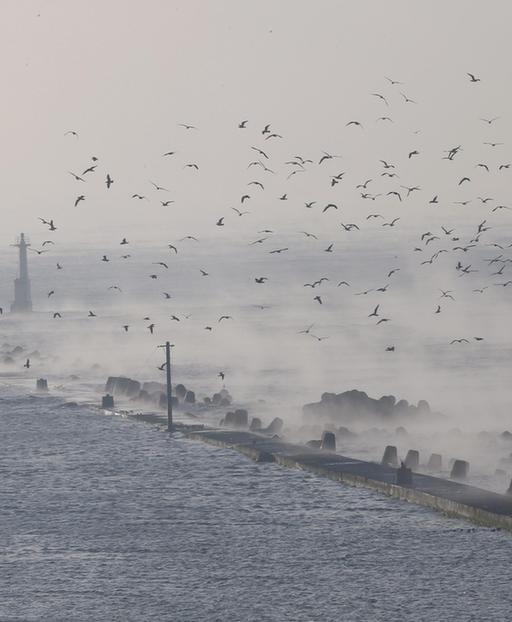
[10,233,33,313]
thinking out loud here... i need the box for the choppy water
[1,385,512,622]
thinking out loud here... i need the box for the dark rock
[102,394,114,408]
[223,409,248,428]
[36,378,48,392]
[382,445,399,467]
[395,426,408,437]
[250,417,262,431]
[203,397,212,405]
[105,376,140,397]
[417,400,430,414]
[302,388,432,423]
[427,453,442,471]
[184,390,195,404]
[219,397,231,407]
[175,384,187,400]
[404,449,419,470]
[450,459,469,479]
[306,439,322,448]
[263,417,283,435]
[321,431,336,451]
[501,431,512,441]
[142,381,166,394]
[212,392,222,405]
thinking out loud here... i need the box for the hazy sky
[1,0,511,248]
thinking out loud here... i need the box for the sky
[0,1,511,246]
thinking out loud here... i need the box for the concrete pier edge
[183,429,512,531]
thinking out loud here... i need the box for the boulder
[36,378,48,392]
[102,394,114,408]
[175,384,187,400]
[223,409,248,428]
[382,445,399,467]
[250,417,262,431]
[306,439,322,448]
[404,449,419,470]
[184,390,195,404]
[142,381,166,394]
[263,417,283,435]
[427,453,442,471]
[450,459,469,479]
[321,431,336,451]
[105,376,140,397]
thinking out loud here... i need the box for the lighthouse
[10,233,33,313]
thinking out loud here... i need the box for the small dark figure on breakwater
[396,461,413,485]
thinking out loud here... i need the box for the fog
[1,1,512,488]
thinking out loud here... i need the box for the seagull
[318,151,341,165]
[238,120,248,128]
[123,325,129,332]
[82,165,97,175]
[255,277,268,284]
[313,296,323,304]
[69,171,85,182]
[88,311,96,317]
[47,290,55,297]
[346,120,364,128]
[323,203,338,213]
[216,217,225,226]
[53,312,61,318]
[179,123,197,129]
[64,130,79,138]
[298,324,314,334]
[23,359,30,369]
[147,323,156,334]
[251,146,269,159]
[218,315,233,322]
[324,243,334,253]
[383,218,400,227]
[74,195,85,207]
[372,93,388,106]
[467,73,481,82]
[106,174,114,189]
[450,338,470,344]
[368,305,380,317]
[200,269,209,276]
[150,181,169,192]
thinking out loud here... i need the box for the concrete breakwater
[179,427,512,531]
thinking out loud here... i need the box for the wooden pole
[165,341,173,431]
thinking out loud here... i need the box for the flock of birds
[9,71,512,371]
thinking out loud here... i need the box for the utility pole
[165,341,173,431]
